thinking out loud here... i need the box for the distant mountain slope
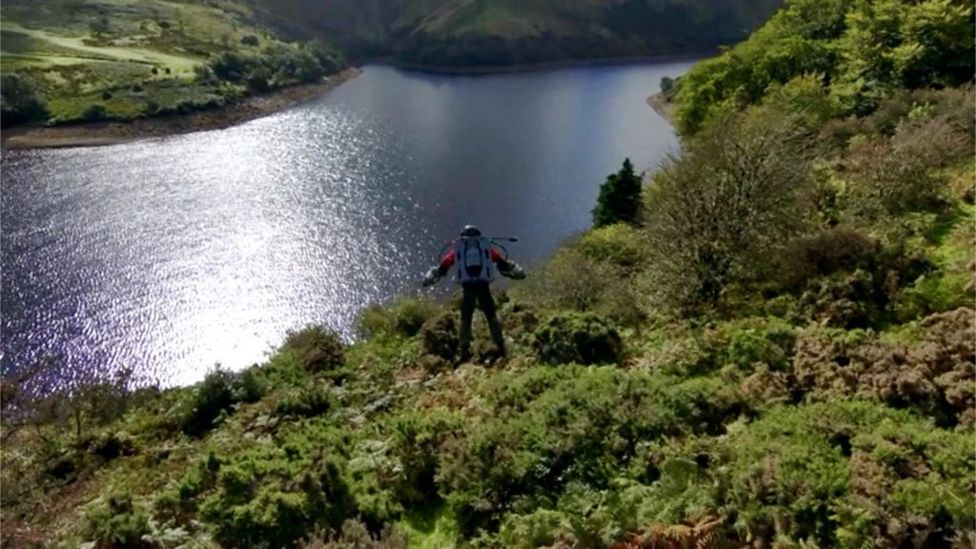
[0,0,343,126]
[251,0,783,66]
[0,0,780,127]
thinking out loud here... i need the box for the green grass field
[0,0,308,124]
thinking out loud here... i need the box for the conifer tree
[592,158,642,228]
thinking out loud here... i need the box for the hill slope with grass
[2,0,975,547]
[0,0,344,127]
[0,0,780,128]
[251,0,782,67]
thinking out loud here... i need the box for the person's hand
[502,262,526,280]
[422,268,440,287]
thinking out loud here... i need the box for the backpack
[454,236,494,283]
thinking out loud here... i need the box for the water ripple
[1,62,691,390]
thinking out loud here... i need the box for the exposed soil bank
[1,68,362,150]
[647,92,677,124]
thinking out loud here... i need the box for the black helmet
[460,225,481,237]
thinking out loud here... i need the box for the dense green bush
[779,228,882,291]
[531,312,622,365]
[83,494,153,548]
[832,0,974,113]
[575,223,647,270]
[439,366,750,539]
[674,0,975,134]
[842,107,971,221]
[281,325,345,373]
[195,444,357,547]
[0,73,48,126]
[358,297,440,339]
[385,408,463,505]
[82,103,108,122]
[275,384,333,418]
[206,41,343,92]
[180,368,238,437]
[512,247,613,312]
[644,109,812,313]
[725,317,797,372]
[441,367,674,535]
[419,312,459,360]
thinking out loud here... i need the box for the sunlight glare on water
[1,62,692,390]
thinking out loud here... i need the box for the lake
[0,61,692,389]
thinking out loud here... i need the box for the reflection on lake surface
[1,61,692,388]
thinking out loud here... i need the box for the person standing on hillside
[422,225,525,362]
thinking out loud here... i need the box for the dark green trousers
[459,281,505,357]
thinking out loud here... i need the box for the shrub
[439,366,737,538]
[247,66,272,92]
[440,367,646,534]
[386,409,463,505]
[87,430,136,461]
[762,73,840,131]
[275,384,332,418]
[592,158,643,228]
[210,51,253,82]
[780,227,881,290]
[357,297,440,339]
[793,308,975,426]
[302,519,407,548]
[181,368,237,436]
[419,312,458,360]
[725,318,796,372]
[625,400,975,547]
[198,447,356,547]
[842,112,969,220]
[241,34,260,47]
[497,509,569,548]
[727,401,973,546]
[499,301,541,346]
[660,76,678,100]
[644,110,813,313]
[83,494,153,548]
[235,367,267,403]
[576,223,647,270]
[82,104,108,122]
[512,247,613,313]
[0,73,48,126]
[281,325,345,373]
[531,312,622,365]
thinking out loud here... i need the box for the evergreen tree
[592,158,642,228]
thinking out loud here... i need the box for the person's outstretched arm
[423,247,456,286]
[490,246,525,280]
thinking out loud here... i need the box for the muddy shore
[646,92,676,124]
[1,68,362,150]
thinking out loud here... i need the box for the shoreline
[380,52,711,76]
[646,92,677,124]
[1,67,362,150]
[1,54,694,151]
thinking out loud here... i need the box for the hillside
[2,0,975,547]
[250,0,783,67]
[0,0,344,126]
[0,0,780,128]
